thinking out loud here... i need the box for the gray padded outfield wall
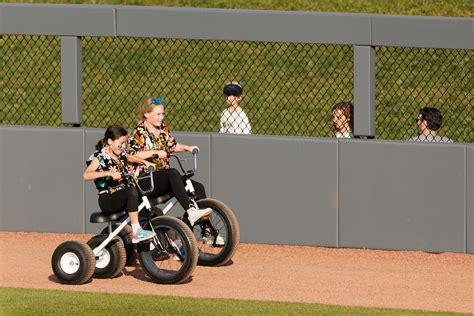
[0,126,85,233]
[467,146,474,254]
[211,134,338,247]
[1,126,472,254]
[0,130,4,231]
[339,140,466,253]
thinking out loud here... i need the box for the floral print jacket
[128,121,177,175]
[86,146,134,194]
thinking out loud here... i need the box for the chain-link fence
[1,35,472,142]
[376,47,473,143]
[1,35,62,126]
[82,37,353,137]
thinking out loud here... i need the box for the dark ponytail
[95,139,106,150]
[95,125,128,150]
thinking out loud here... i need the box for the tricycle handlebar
[121,165,155,196]
[170,150,198,175]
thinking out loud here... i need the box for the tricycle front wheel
[51,240,95,285]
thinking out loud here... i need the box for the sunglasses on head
[223,84,243,97]
[150,98,165,105]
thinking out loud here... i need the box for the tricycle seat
[90,210,127,223]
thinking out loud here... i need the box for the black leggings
[139,168,207,210]
[98,186,139,214]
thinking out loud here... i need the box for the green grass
[0,287,468,315]
[1,1,472,142]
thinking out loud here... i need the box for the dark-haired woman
[331,102,354,138]
[83,125,155,243]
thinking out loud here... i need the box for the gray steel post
[61,36,82,125]
[353,45,375,137]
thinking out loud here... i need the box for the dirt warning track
[0,232,472,313]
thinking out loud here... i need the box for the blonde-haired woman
[127,97,212,226]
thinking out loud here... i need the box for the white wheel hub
[95,249,111,269]
[60,252,80,274]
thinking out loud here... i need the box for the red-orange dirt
[0,232,472,313]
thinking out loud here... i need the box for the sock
[131,223,140,234]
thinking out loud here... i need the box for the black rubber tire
[101,224,137,266]
[139,215,198,284]
[87,234,126,279]
[51,240,95,285]
[195,198,240,266]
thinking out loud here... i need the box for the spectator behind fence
[220,82,251,135]
[331,102,354,138]
[83,125,156,243]
[127,97,212,226]
[408,107,453,143]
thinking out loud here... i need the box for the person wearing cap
[127,97,212,226]
[220,82,252,135]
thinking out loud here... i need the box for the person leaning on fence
[219,82,251,135]
[127,97,212,226]
[83,125,156,243]
[408,107,453,143]
[331,102,354,138]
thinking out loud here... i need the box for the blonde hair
[140,97,164,119]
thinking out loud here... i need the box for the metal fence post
[353,45,375,137]
[61,36,82,125]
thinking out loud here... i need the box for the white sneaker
[203,234,225,246]
[187,207,212,226]
[215,235,225,246]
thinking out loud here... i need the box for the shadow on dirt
[48,274,93,285]
[122,266,193,285]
